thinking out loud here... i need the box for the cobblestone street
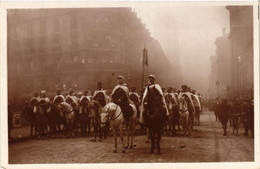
[8,111,254,163]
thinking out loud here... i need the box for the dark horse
[143,86,166,155]
[88,100,103,142]
[79,97,90,137]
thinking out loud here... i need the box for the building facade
[8,8,178,103]
[226,6,254,99]
[209,29,231,99]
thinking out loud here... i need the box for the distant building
[209,29,231,99]
[226,6,253,99]
[7,8,178,103]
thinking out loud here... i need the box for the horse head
[100,111,109,128]
[179,97,188,113]
[88,100,101,117]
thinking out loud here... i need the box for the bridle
[101,104,121,124]
[179,100,188,113]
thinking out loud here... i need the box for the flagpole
[142,57,144,91]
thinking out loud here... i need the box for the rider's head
[117,75,124,85]
[83,90,88,96]
[181,85,187,92]
[130,87,136,92]
[97,82,102,90]
[167,87,172,93]
[40,90,46,97]
[69,88,74,96]
[191,90,196,94]
[77,92,83,98]
[33,91,39,97]
[148,74,156,84]
[56,88,61,95]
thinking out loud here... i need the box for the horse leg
[125,124,129,149]
[156,129,161,155]
[120,124,125,153]
[131,121,136,148]
[83,119,87,137]
[113,127,117,153]
[198,114,200,126]
[149,129,155,154]
[98,124,102,142]
[146,128,150,143]
[172,118,176,136]
[88,118,91,134]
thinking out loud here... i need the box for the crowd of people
[204,97,254,137]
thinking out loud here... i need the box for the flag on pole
[142,47,148,66]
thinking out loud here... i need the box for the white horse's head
[101,102,122,126]
[100,111,109,128]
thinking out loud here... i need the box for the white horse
[178,97,189,136]
[101,102,125,153]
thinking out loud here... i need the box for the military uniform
[139,75,169,124]
[93,89,108,107]
[111,76,133,121]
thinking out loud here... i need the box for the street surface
[9,110,254,163]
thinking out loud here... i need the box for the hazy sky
[134,6,230,95]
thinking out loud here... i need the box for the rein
[180,102,188,113]
[109,105,122,121]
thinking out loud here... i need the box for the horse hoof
[157,151,161,155]
[113,150,117,153]
[149,150,154,154]
[122,150,126,153]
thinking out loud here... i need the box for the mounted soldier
[140,74,168,154]
[191,90,201,126]
[39,90,51,114]
[129,87,140,118]
[93,82,108,107]
[181,85,195,130]
[53,88,65,105]
[140,74,169,125]
[111,75,134,122]
[65,88,79,112]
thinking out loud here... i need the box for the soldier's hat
[117,75,124,80]
[130,86,136,91]
[40,90,46,94]
[167,87,172,92]
[56,88,61,92]
[148,74,156,79]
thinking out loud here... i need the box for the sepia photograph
[0,1,259,169]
